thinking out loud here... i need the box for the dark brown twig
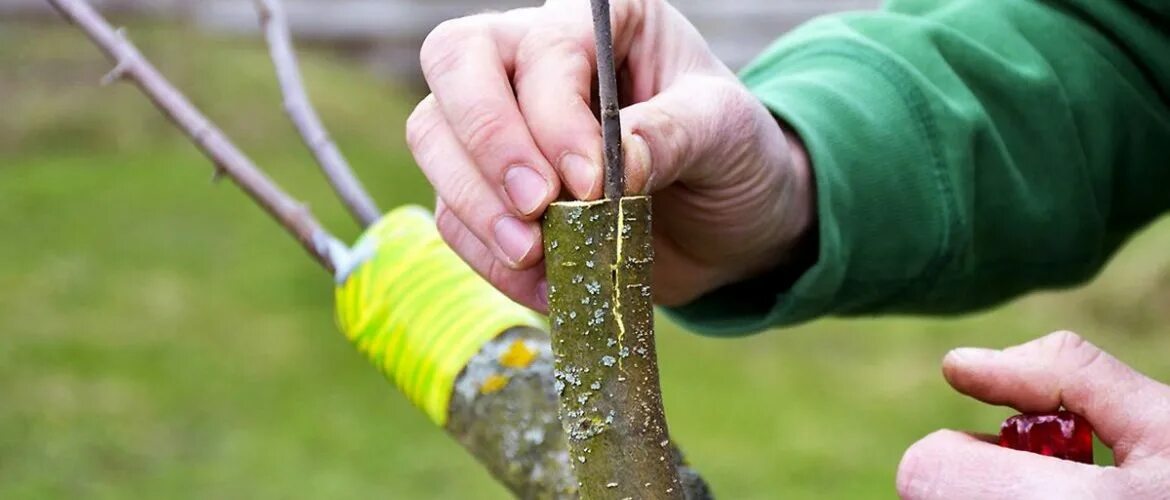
[45,0,343,274]
[254,0,382,228]
[591,0,624,199]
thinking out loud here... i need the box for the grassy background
[1,20,1168,499]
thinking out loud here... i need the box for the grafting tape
[334,206,546,426]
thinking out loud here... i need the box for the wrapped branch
[254,0,382,228]
[48,0,709,497]
[44,0,344,274]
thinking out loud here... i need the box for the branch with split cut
[44,0,342,274]
[255,0,382,228]
[536,2,687,497]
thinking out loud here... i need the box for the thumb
[619,73,784,194]
[896,429,1120,500]
[941,331,1170,463]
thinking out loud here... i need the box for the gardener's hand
[406,0,814,311]
[897,331,1170,499]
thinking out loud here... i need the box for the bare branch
[255,0,382,228]
[592,0,624,200]
[45,0,342,274]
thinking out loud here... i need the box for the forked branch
[44,0,344,274]
[254,0,382,228]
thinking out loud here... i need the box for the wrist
[779,124,818,275]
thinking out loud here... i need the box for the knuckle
[458,104,511,161]
[635,101,686,159]
[435,211,474,257]
[1044,330,1104,371]
[609,0,649,38]
[706,78,771,148]
[405,97,440,152]
[444,173,485,219]
[433,200,458,238]
[1048,330,1088,351]
[485,254,514,289]
[514,28,587,84]
[420,17,483,77]
[713,79,759,135]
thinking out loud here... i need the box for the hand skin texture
[406,0,814,313]
[898,331,1170,499]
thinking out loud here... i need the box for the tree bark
[542,197,684,499]
[447,326,711,500]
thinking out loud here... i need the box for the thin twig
[591,0,624,199]
[45,0,342,274]
[254,0,382,228]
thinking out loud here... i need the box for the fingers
[896,429,1124,500]
[508,0,671,199]
[513,25,604,200]
[942,331,1170,462]
[407,96,542,269]
[435,198,547,312]
[419,12,560,218]
[620,74,781,193]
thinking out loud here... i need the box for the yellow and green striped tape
[334,206,546,426]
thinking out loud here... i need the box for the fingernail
[948,347,999,362]
[559,153,598,199]
[493,216,536,267]
[623,134,653,194]
[503,166,548,216]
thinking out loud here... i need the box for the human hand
[406,0,815,312]
[897,331,1170,499]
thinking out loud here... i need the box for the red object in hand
[998,411,1094,464]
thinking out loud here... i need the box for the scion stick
[592,0,624,199]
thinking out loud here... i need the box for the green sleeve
[667,0,1170,336]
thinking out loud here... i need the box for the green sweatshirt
[668,0,1170,336]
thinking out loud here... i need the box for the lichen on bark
[445,326,712,500]
[447,326,577,499]
[542,196,684,499]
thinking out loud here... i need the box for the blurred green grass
[1,20,1168,500]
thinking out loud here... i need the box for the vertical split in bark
[543,197,684,499]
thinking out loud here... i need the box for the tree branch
[44,0,343,274]
[592,0,624,200]
[254,0,382,228]
[535,3,687,497]
[544,198,684,499]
